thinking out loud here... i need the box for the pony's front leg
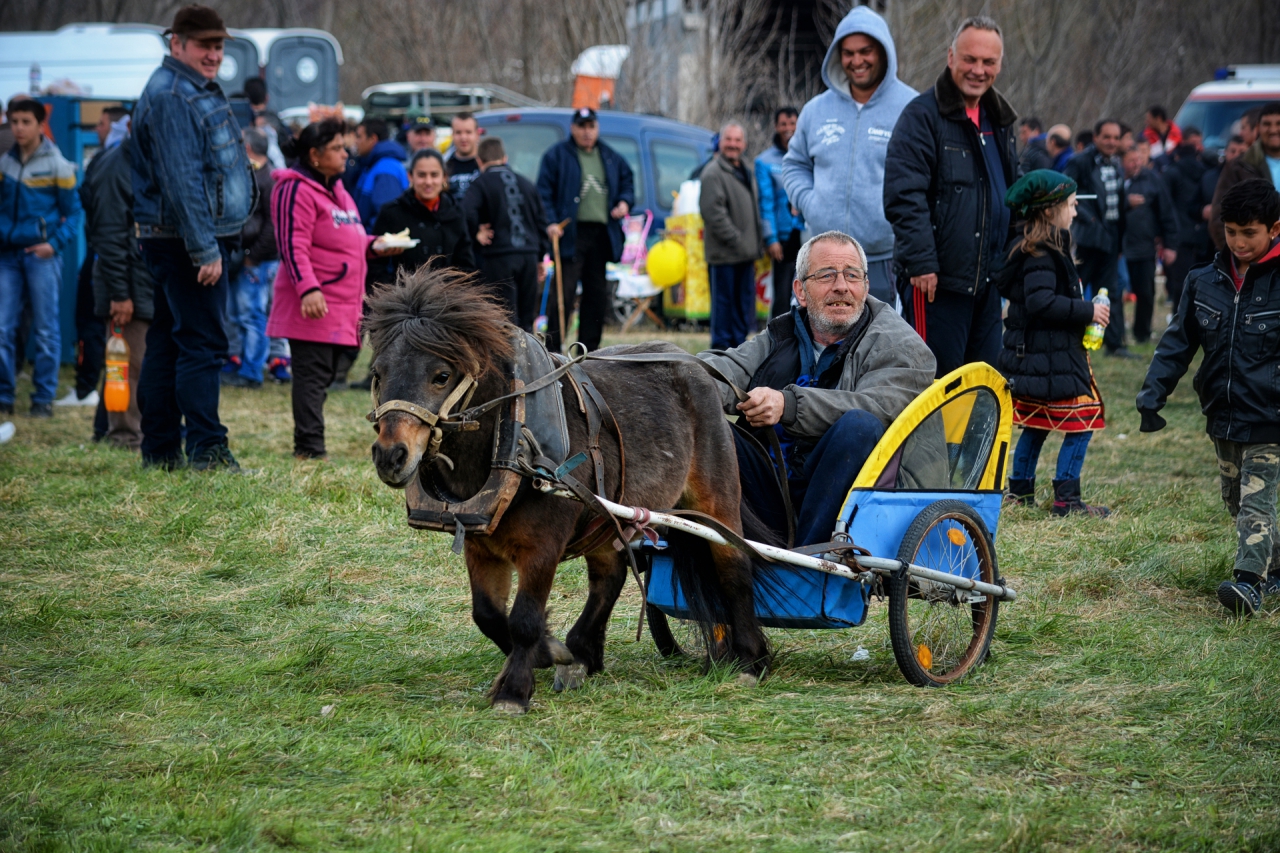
[464,538,514,655]
[489,546,560,715]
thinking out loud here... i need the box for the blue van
[474,108,714,229]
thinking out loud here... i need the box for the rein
[367,374,478,468]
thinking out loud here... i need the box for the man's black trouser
[137,238,231,462]
[74,254,106,399]
[1126,257,1157,343]
[1075,246,1124,352]
[547,222,611,353]
[481,252,540,332]
[900,282,1001,378]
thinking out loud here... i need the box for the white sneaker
[54,389,99,407]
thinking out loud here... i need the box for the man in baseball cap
[405,115,437,158]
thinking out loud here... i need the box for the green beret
[1005,169,1077,218]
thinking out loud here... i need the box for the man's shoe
[1105,347,1141,360]
[349,374,374,391]
[55,389,100,407]
[222,373,262,389]
[267,357,292,384]
[28,402,53,419]
[141,454,185,471]
[189,444,242,473]
[1217,575,1263,617]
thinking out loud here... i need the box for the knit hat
[1005,169,1077,218]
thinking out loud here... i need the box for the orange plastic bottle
[104,327,130,413]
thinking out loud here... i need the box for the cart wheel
[887,499,999,687]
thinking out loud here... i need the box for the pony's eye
[432,371,451,387]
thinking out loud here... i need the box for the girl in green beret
[996,170,1112,516]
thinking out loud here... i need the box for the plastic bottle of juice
[104,327,130,412]
[1082,288,1109,351]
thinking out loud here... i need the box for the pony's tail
[664,500,782,660]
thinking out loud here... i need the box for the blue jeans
[710,261,756,350]
[736,409,886,547]
[137,239,231,461]
[231,260,277,380]
[1011,428,1093,481]
[0,249,63,405]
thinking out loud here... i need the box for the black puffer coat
[996,234,1096,401]
[372,189,476,284]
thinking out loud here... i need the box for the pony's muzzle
[371,414,425,488]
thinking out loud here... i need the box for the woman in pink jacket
[268,119,401,459]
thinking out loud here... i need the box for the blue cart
[637,363,1018,687]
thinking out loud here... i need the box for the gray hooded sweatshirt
[781,6,917,262]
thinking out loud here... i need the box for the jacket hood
[821,6,900,104]
[933,67,1018,128]
[366,139,407,166]
[273,166,342,197]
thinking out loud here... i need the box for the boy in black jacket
[463,137,550,330]
[1138,180,1280,615]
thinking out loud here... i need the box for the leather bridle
[367,373,479,466]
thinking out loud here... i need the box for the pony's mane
[365,265,516,376]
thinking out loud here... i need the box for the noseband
[367,374,480,465]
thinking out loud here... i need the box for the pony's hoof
[735,672,761,688]
[547,637,575,666]
[553,662,587,692]
[491,699,528,716]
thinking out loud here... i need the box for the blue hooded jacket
[782,6,916,262]
[1,138,82,254]
[353,139,409,231]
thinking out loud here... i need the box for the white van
[1175,65,1280,153]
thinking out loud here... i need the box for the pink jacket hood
[267,166,375,346]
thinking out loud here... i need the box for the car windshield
[601,134,644,209]
[482,123,564,183]
[1176,99,1275,151]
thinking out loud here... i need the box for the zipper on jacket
[1243,309,1280,324]
[973,122,987,293]
[845,109,863,235]
[1226,290,1240,435]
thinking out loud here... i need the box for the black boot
[1005,477,1036,506]
[1051,478,1110,517]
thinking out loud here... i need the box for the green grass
[2,326,1279,852]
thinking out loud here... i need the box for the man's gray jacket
[700,295,936,442]
[698,153,764,266]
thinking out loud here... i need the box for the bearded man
[700,230,936,546]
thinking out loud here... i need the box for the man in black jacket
[1065,119,1131,357]
[80,132,154,449]
[1121,143,1179,344]
[884,16,1019,377]
[1162,141,1211,310]
[1138,180,1280,614]
[465,137,551,331]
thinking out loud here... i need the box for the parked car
[1175,65,1280,153]
[473,107,714,229]
[362,82,542,129]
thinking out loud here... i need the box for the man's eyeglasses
[803,267,866,286]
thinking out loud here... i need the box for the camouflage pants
[1212,439,1280,581]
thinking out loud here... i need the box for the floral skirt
[1012,371,1106,433]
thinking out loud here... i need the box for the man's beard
[808,296,864,341]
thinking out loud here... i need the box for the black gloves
[1138,408,1167,433]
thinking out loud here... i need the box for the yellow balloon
[645,239,687,288]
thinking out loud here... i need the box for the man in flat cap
[131,5,256,471]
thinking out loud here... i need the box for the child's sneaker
[1264,573,1280,598]
[267,357,292,384]
[221,355,242,377]
[1217,573,1263,617]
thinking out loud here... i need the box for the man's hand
[1138,408,1167,433]
[1127,193,1145,208]
[1092,303,1111,326]
[109,299,134,327]
[736,387,786,428]
[25,243,54,260]
[476,223,494,246]
[1161,248,1177,266]
[197,257,223,286]
[301,290,328,319]
[767,241,784,262]
[910,273,938,303]
[610,200,630,220]
[546,222,564,241]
